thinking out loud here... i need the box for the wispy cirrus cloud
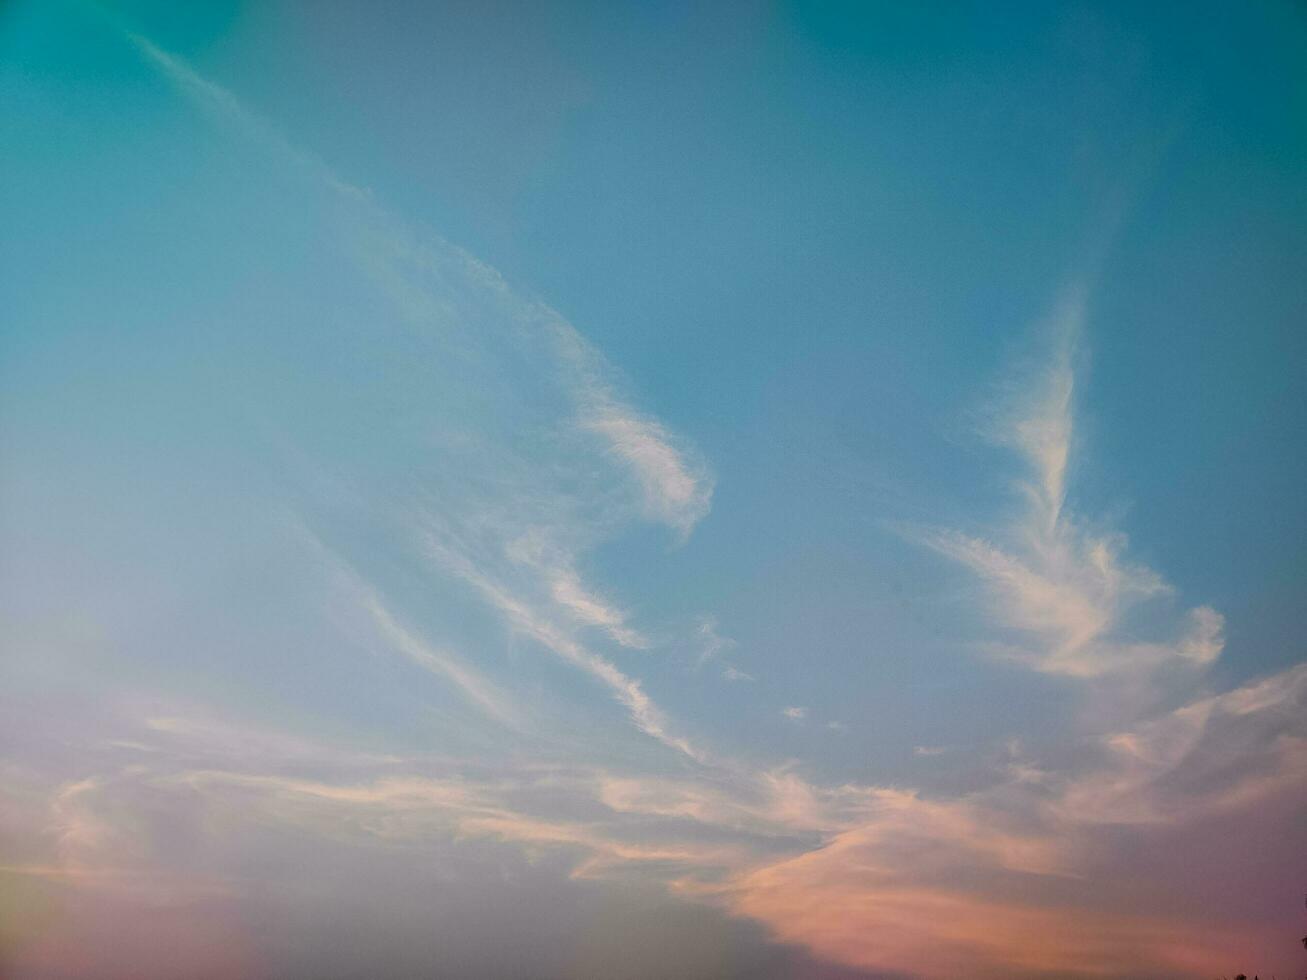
[547,323,714,538]
[912,744,949,757]
[125,27,712,545]
[358,592,522,730]
[505,530,649,649]
[692,615,735,669]
[710,660,1307,978]
[12,651,1307,979]
[1054,660,1307,824]
[121,26,717,766]
[712,855,1240,980]
[296,528,525,731]
[420,521,706,763]
[914,294,1223,678]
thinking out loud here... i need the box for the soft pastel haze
[2,2,1305,978]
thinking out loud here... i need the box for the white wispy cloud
[545,322,714,538]
[506,530,648,649]
[422,523,706,763]
[359,593,522,729]
[300,528,523,730]
[693,615,734,669]
[1055,660,1307,824]
[126,28,712,543]
[139,712,401,767]
[123,28,714,765]
[915,296,1223,678]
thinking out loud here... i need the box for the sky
[2,2,1306,978]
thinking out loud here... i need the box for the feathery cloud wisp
[125,28,712,543]
[422,524,706,762]
[122,27,714,765]
[917,297,1223,678]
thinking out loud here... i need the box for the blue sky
[2,3,1306,978]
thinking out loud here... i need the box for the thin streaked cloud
[914,301,1223,679]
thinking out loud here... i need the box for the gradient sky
[3,2,1306,978]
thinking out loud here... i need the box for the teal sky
[3,3,1306,978]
